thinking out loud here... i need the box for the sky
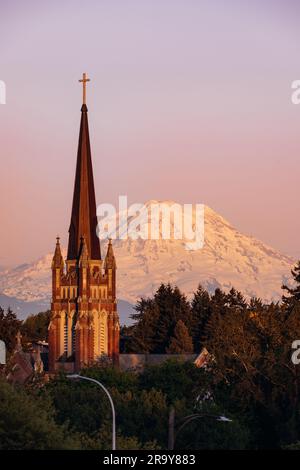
[1,0,300,266]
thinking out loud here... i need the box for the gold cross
[79,73,90,105]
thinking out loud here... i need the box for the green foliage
[176,415,249,450]
[129,284,193,353]
[43,373,109,435]
[82,362,139,393]
[43,368,168,448]
[120,275,300,448]
[42,361,247,450]
[113,388,169,445]
[203,295,300,448]
[0,379,81,449]
[79,425,160,450]
[21,310,50,343]
[0,307,21,354]
[4,267,300,450]
[140,359,207,405]
[127,284,252,354]
[190,285,211,352]
[167,319,194,353]
[282,260,300,307]
[284,441,300,450]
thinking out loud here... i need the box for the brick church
[48,74,119,373]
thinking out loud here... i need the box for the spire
[52,237,64,268]
[67,74,101,261]
[104,239,116,270]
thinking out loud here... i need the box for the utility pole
[168,406,175,450]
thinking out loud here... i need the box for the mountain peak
[0,204,294,307]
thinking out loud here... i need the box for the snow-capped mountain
[0,203,295,312]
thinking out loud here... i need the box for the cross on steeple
[68,73,101,261]
[79,73,90,105]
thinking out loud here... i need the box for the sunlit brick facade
[48,78,119,372]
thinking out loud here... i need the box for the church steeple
[49,74,119,374]
[67,73,101,260]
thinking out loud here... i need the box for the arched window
[99,311,108,354]
[63,312,68,354]
[71,314,76,353]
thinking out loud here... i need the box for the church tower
[48,74,119,373]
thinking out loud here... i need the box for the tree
[129,284,193,353]
[23,279,300,450]
[0,379,81,449]
[190,285,211,352]
[44,361,248,449]
[44,369,167,449]
[140,359,209,405]
[113,388,169,446]
[129,299,160,353]
[0,307,21,354]
[21,310,50,343]
[154,285,192,353]
[167,320,193,353]
[226,287,247,311]
[282,261,300,307]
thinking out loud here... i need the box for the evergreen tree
[129,284,192,353]
[202,288,228,344]
[190,285,211,352]
[129,300,160,353]
[248,297,265,314]
[282,261,300,307]
[167,319,194,354]
[153,284,192,353]
[227,287,247,311]
[211,288,228,314]
[0,307,21,354]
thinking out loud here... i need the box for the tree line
[1,262,300,448]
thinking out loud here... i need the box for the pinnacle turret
[52,237,64,269]
[104,239,116,270]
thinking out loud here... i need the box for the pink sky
[1,0,300,266]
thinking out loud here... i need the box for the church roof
[67,102,101,260]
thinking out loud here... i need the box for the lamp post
[67,374,116,450]
[168,407,232,450]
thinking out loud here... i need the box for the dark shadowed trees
[0,307,21,354]
[167,319,193,353]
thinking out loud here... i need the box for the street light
[217,415,232,422]
[168,407,232,450]
[67,374,116,450]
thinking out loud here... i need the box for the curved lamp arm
[67,374,116,450]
